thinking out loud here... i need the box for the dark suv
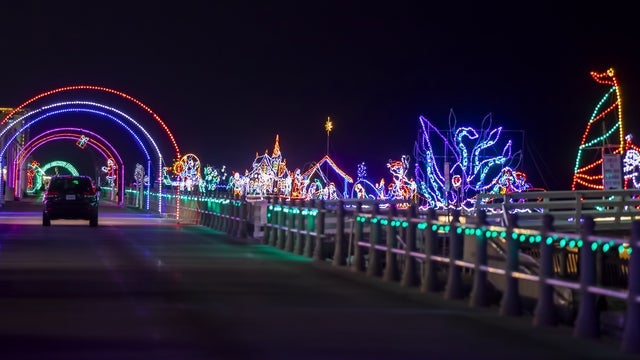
[42,175,99,226]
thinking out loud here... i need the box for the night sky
[2,2,639,190]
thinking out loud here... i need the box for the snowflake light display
[414,111,524,210]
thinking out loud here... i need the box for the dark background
[1,1,639,190]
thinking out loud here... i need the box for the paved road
[0,199,636,359]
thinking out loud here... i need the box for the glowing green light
[602,243,610,253]
[559,239,567,247]
[569,240,576,248]
[545,237,553,245]
[591,242,598,251]
[577,240,583,248]
[457,227,462,234]
[431,224,438,231]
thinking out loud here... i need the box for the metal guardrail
[100,188,640,354]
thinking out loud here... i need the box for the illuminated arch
[0,110,149,207]
[0,85,180,159]
[2,101,164,210]
[16,128,124,203]
[1,86,182,218]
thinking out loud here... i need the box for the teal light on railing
[512,233,518,240]
[519,234,526,242]
[535,235,542,243]
[602,243,611,253]
[559,239,567,248]
[371,217,379,224]
[417,223,428,230]
[402,221,408,228]
[431,224,438,231]
[456,227,462,234]
[546,236,553,245]
[444,225,450,232]
[569,240,576,248]
[577,240,583,248]
[591,242,599,251]
[380,219,389,225]
[619,244,626,253]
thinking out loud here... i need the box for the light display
[133,163,149,188]
[300,155,353,199]
[623,135,640,189]
[13,127,124,201]
[76,135,89,149]
[572,68,624,190]
[199,165,227,193]
[230,135,289,197]
[0,105,154,209]
[14,128,122,199]
[101,158,118,188]
[27,160,80,194]
[414,111,524,210]
[173,153,202,192]
[1,95,177,213]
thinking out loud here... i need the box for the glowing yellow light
[325,117,333,133]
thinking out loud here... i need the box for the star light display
[623,135,640,189]
[572,68,625,190]
[414,111,525,210]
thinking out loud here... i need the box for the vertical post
[366,203,382,277]
[573,216,600,339]
[469,210,489,308]
[383,204,399,282]
[276,198,286,249]
[313,200,326,262]
[238,199,248,239]
[622,220,640,353]
[351,202,365,272]
[303,200,315,258]
[444,209,464,300]
[500,213,522,317]
[533,214,558,327]
[401,204,419,287]
[294,199,305,255]
[267,199,278,246]
[284,200,295,252]
[332,200,346,266]
[421,208,440,292]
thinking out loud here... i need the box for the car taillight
[45,191,59,197]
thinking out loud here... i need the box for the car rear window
[49,178,93,192]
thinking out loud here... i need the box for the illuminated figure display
[133,163,148,188]
[300,155,353,199]
[200,165,227,193]
[385,155,417,201]
[101,158,117,188]
[28,160,80,194]
[173,153,202,192]
[572,68,625,190]
[623,135,640,189]
[414,111,524,210]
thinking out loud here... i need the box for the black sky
[1,1,639,190]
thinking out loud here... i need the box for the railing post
[294,199,305,255]
[469,210,489,308]
[444,209,464,300]
[312,200,326,262]
[332,200,346,266]
[238,199,248,239]
[366,203,382,277]
[622,220,640,353]
[533,214,558,327]
[421,208,440,293]
[276,198,286,249]
[573,216,600,339]
[383,204,399,282]
[285,200,295,252]
[401,204,419,287]
[351,202,365,273]
[500,213,522,316]
[303,200,315,258]
[268,199,278,246]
